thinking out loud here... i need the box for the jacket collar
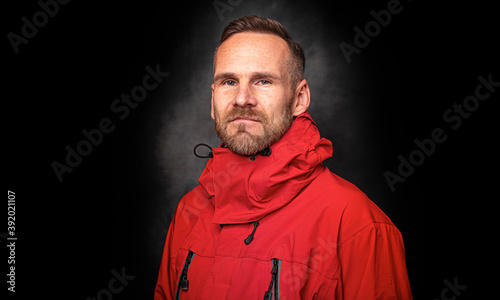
[199,112,333,224]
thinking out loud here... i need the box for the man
[155,15,412,299]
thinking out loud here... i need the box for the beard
[214,102,294,156]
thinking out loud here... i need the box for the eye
[258,79,271,85]
[223,80,237,86]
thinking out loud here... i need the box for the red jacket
[155,112,412,299]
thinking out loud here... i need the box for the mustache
[222,107,267,123]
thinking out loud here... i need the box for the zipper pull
[178,251,194,292]
[180,276,189,291]
[244,221,260,245]
[263,291,273,300]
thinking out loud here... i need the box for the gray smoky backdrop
[144,0,410,289]
[154,6,384,240]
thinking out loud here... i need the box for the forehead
[214,32,290,76]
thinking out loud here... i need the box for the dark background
[4,0,498,299]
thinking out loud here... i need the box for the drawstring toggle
[244,221,260,245]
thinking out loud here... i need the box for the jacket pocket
[263,258,281,300]
[175,250,195,300]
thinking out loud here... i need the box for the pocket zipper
[175,250,195,300]
[263,258,281,300]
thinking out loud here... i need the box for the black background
[4,0,499,299]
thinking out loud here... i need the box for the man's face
[211,32,296,156]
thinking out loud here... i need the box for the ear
[211,83,215,120]
[291,79,311,117]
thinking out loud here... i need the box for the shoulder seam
[337,222,397,247]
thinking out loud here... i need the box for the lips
[231,117,260,122]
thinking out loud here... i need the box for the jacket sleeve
[337,222,413,299]
[154,211,178,300]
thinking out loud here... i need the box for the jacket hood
[199,112,333,224]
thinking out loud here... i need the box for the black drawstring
[194,144,271,160]
[244,221,260,245]
[250,147,272,161]
[193,143,213,158]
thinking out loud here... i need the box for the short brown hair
[214,15,306,89]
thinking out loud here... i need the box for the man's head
[211,15,310,156]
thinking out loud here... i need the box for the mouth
[231,117,260,123]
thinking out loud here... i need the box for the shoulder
[306,168,396,240]
[173,185,213,229]
[177,185,211,210]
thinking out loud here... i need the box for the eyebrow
[214,72,282,83]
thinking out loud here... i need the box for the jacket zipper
[175,250,195,300]
[263,258,281,300]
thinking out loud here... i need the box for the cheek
[212,97,225,120]
[262,94,291,121]
[213,90,234,113]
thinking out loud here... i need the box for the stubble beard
[214,102,294,156]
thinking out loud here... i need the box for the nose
[233,82,257,108]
